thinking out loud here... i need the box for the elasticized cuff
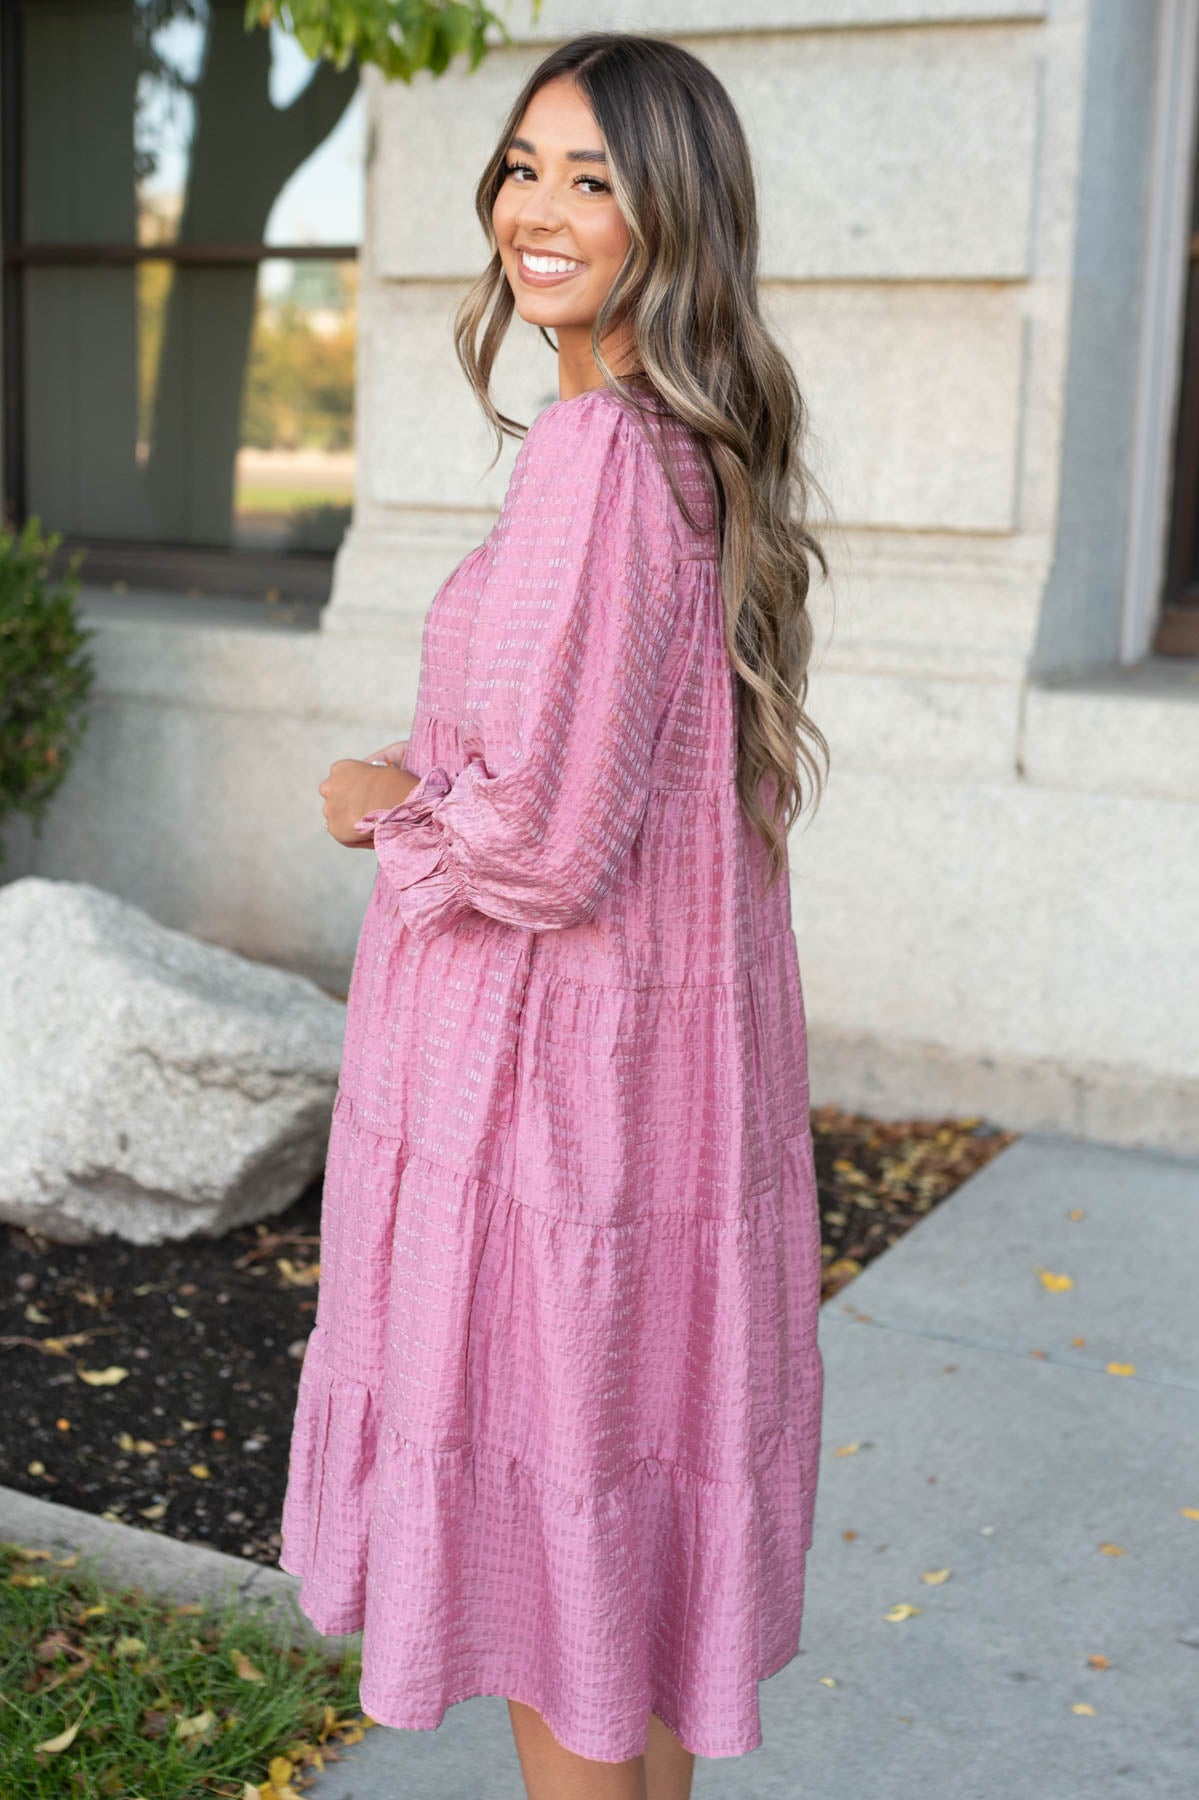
[353,764,473,940]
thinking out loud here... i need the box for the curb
[0,1483,359,1656]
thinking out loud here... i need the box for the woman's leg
[507,1699,648,1800]
[643,1712,696,1800]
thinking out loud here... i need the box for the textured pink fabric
[278,386,824,1762]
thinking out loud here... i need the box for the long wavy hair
[453,31,835,887]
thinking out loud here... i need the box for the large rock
[0,878,346,1244]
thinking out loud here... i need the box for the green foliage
[0,520,97,867]
[242,298,355,453]
[0,1538,364,1799]
[244,0,544,80]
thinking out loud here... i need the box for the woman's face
[492,76,632,336]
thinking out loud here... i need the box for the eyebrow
[507,135,608,164]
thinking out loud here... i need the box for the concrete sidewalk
[283,1132,1199,1798]
[5,1131,1197,1797]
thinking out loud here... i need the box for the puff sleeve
[353,398,680,939]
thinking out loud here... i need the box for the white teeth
[520,251,580,274]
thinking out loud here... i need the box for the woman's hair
[453,31,835,886]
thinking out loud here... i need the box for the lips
[514,247,586,288]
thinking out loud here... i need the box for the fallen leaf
[1071,1702,1095,1716]
[76,1365,129,1387]
[34,1694,94,1753]
[1106,1363,1135,1377]
[277,1258,321,1287]
[114,1636,147,1658]
[1180,1507,1199,1522]
[818,1676,837,1687]
[1037,1269,1073,1292]
[189,1464,212,1479]
[1087,1654,1111,1669]
[842,1529,857,1541]
[1071,1336,1086,1347]
[883,1603,921,1621]
[920,1568,951,1585]
[834,1442,861,1458]
[175,1708,217,1741]
[232,1650,265,1681]
[1068,1208,1084,1220]
[1098,1542,1125,1556]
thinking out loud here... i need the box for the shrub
[0,517,96,866]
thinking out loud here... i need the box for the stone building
[4,1,1196,1153]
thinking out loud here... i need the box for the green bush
[0,518,96,867]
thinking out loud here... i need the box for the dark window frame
[0,1,359,603]
[1156,64,1199,656]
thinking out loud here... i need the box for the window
[2,0,363,603]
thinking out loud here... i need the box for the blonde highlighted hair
[454,30,834,886]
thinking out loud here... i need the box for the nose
[514,178,566,233]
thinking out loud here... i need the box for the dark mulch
[0,1109,1016,1567]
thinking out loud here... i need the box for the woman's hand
[361,737,411,767]
[319,758,420,847]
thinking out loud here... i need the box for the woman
[280,30,832,1800]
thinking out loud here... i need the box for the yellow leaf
[35,1694,94,1752]
[79,1604,108,1619]
[176,1708,217,1740]
[77,1365,129,1386]
[114,1635,147,1658]
[818,1676,837,1687]
[920,1568,951,1584]
[140,1503,168,1520]
[1037,1269,1073,1292]
[834,1442,861,1457]
[28,1461,45,1475]
[1087,1654,1111,1669]
[269,1757,296,1784]
[1106,1363,1136,1377]
[277,1258,321,1287]
[1071,1702,1095,1715]
[189,1463,211,1480]
[1098,1542,1125,1556]
[12,1546,53,1561]
[10,1573,47,1587]
[180,1419,205,1431]
[171,1305,190,1317]
[883,1603,921,1621]
[1180,1507,1199,1521]
[233,1650,265,1681]
[1068,1208,1084,1220]
[117,1432,136,1451]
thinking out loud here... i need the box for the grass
[0,1537,371,1799]
[235,486,352,511]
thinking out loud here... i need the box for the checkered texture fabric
[279,386,824,1762]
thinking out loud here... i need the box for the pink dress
[278,384,824,1762]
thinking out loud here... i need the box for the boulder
[0,877,346,1244]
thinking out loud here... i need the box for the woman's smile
[516,247,587,286]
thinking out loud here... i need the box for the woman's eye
[501,159,610,195]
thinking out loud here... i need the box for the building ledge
[1022,656,1199,802]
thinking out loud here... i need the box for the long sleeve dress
[278,383,825,1764]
